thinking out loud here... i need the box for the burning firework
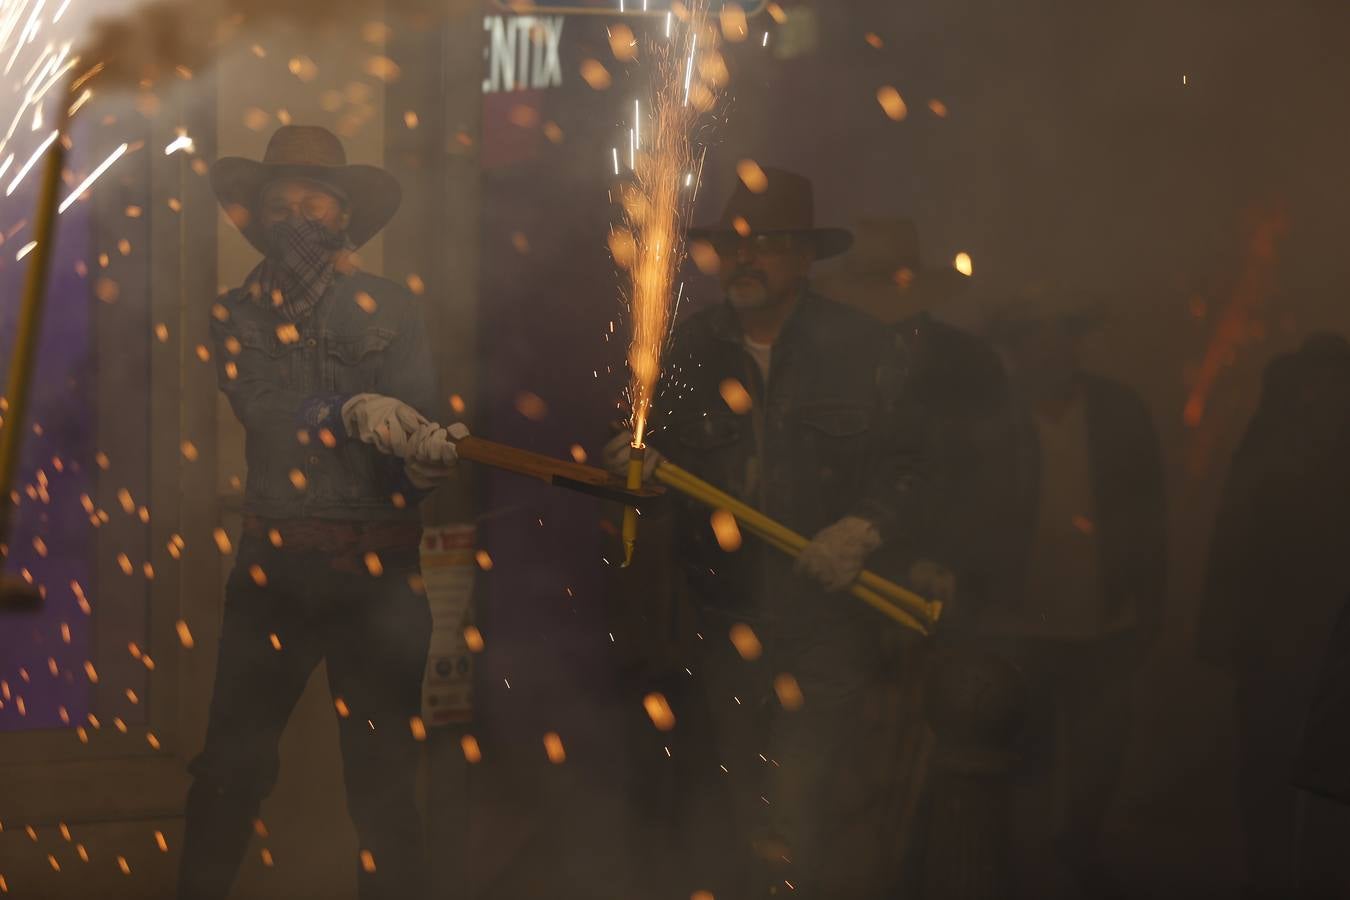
[613,1,724,564]
[615,1,723,447]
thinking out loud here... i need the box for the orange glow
[736,159,767,194]
[774,673,804,710]
[543,731,566,764]
[643,692,677,731]
[710,510,742,552]
[729,622,762,660]
[718,378,752,414]
[877,85,907,121]
[461,735,483,763]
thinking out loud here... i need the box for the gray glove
[342,393,428,458]
[405,422,470,489]
[794,515,883,592]
[602,429,663,481]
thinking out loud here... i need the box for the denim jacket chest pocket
[323,327,396,394]
[237,321,303,384]
[792,403,872,485]
[675,413,748,494]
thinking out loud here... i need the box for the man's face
[259,179,349,234]
[714,234,815,310]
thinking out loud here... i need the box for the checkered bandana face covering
[246,219,349,322]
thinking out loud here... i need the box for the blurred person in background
[1199,332,1350,899]
[605,168,925,899]
[179,125,466,900]
[977,285,1167,899]
[815,217,1018,889]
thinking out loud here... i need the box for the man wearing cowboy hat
[815,218,1021,888]
[605,168,924,898]
[978,283,1165,897]
[178,125,464,900]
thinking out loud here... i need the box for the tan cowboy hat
[211,125,401,253]
[815,217,971,323]
[689,167,853,259]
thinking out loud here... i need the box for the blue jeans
[178,535,431,900]
[673,605,883,899]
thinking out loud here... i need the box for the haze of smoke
[80,0,471,87]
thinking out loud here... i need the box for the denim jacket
[210,270,437,522]
[648,290,923,617]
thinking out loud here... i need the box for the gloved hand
[602,429,663,481]
[794,515,883,592]
[405,421,470,489]
[341,394,427,458]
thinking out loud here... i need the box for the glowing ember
[773,673,804,710]
[735,158,768,194]
[580,59,612,90]
[463,625,485,653]
[543,731,566,764]
[643,692,677,731]
[729,622,762,660]
[461,734,483,763]
[718,378,752,414]
[59,143,128,214]
[877,85,908,121]
[710,509,742,552]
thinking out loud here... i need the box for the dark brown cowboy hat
[816,217,971,323]
[211,125,401,254]
[689,166,853,260]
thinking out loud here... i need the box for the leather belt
[243,515,422,572]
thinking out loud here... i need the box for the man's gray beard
[727,279,770,309]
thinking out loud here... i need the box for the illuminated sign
[482,16,565,94]
[489,1,767,15]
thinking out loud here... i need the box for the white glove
[602,429,663,481]
[405,421,469,489]
[342,394,427,458]
[794,516,883,592]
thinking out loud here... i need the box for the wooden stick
[0,93,69,609]
[451,435,661,506]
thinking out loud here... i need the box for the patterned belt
[242,515,422,572]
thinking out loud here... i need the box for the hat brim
[687,225,855,260]
[211,157,402,253]
[816,267,972,319]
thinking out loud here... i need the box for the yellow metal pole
[620,444,645,567]
[0,98,69,607]
[746,516,930,636]
[655,460,941,629]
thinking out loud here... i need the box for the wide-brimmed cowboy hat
[688,166,853,260]
[815,217,971,323]
[211,125,401,254]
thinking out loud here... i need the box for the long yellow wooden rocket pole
[0,96,69,608]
